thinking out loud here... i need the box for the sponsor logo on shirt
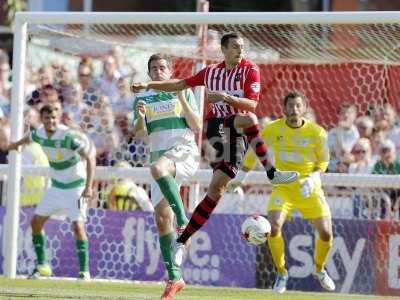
[152,101,175,114]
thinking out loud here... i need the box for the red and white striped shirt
[184,59,260,119]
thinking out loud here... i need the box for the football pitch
[0,277,397,300]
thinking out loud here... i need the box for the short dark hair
[283,91,308,107]
[39,104,58,116]
[147,53,172,72]
[221,32,242,48]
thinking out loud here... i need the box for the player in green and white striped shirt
[132,53,201,299]
[7,104,96,281]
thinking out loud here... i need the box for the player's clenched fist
[131,82,148,92]
[136,100,146,119]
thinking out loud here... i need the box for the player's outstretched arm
[6,135,30,152]
[131,79,188,93]
[177,91,202,133]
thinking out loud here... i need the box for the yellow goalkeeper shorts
[267,182,331,220]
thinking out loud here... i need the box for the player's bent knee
[319,231,333,242]
[269,220,283,236]
[150,163,163,178]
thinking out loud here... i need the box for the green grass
[0,277,396,300]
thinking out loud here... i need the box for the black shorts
[206,115,248,178]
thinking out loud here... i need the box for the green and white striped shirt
[29,125,90,189]
[133,89,199,162]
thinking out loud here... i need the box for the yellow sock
[314,236,333,273]
[268,233,287,275]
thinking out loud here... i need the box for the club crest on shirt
[250,82,260,93]
[273,197,283,206]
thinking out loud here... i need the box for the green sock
[160,232,181,281]
[32,233,46,265]
[76,239,89,272]
[156,175,188,227]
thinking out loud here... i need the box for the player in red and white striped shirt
[131,32,298,271]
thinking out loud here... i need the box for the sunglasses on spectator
[353,149,366,154]
[79,73,91,77]
[381,147,392,153]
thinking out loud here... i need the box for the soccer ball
[241,215,271,245]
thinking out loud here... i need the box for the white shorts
[35,186,87,222]
[151,143,200,207]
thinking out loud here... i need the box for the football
[241,215,271,245]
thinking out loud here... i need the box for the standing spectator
[327,103,359,172]
[62,85,88,130]
[96,55,120,104]
[0,50,11,117]
[77,61,94,94]
[80,95,119,165]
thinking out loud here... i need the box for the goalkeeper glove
[300,171,321,198]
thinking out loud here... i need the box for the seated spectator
[372,139,400,219]
[328,103,359,172]
[373,139,400,174]
[348,138,375,174]
[106,161,153,211]
[355,116,374,140]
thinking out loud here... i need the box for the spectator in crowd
[57,64,74,95]
[108,46,138,79]
[112,76,133,117]
[304,106,316,122]
[77,61,94,93]
[33,85,61,111]
[0,122,9,206]
[113,76,134,138]
[372,139,400,219]
[355,116,374,141]
[106,161,153,211]
[0,123,10,164]
[96,55,120,104]
[370,129,387,163]
[348,138,374,174]
[27,66,55,106]
[62,85,88,130]
[373,139,400,174]
[0,50,11,117]
[328,103,359,172]
[80,94,119,165]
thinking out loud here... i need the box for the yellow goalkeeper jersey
[242,118,329,178]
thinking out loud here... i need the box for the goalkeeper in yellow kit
[233,91,335,293]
